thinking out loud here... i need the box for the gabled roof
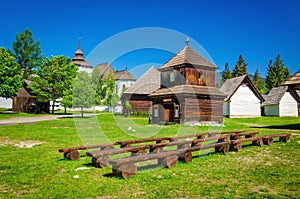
[115,70,136,81]
[124,66,160,95]
[220,75,264,102]
[263,86,289,105]
[160,45,217,70]
[149,85,225,98]
[94,63,115,78]
[282,70,300,86]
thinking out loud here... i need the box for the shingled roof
[160,45,217,70]
[114,70,136,81]
[263,86,289,105]
[124,66,160,95]
[71,41,92,68]
[220,75,264,102]
[282,70,300,86]
[149,84,225,98]
[93,63,115,78]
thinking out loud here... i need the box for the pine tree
[232,54,248,77]
[265,54,290,91]
[222,62,232,83]
[12,28,43,79]
[252,68,266,94]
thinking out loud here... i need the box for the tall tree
[12,28,43,79]
[252,68,266,94]
[0,47,23,98]
[232,54,248,77]
[265,54,290,91]
[29,55,78,113]
[222,62,232,83]
[72,71,96,117]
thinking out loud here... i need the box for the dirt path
[0,114,98,126]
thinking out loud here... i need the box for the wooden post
[161,155,178,168]
[64,150,80,160]
[92,156,109,168]
[263,137,273,145]
[113,163,138,179]
[252,138,263,147]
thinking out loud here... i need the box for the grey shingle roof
[263,86,288,105]
[114,70,136,81]
[124,66,160,95]
[220,75,264,102]
[282,70,300,86]
[160,45,217,70]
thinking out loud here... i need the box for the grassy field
[0,113,299,198]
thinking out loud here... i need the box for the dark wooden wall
[184,98,223,124]
[160,66,216,88]
[129,100,152,112]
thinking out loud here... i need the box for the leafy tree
[232,54,248,77]
[12,28,43,79]
[252,68,267,94]
[0,47,23,98]
[60,88,73,114]
[92,70,116,107]
[72,71,96,117]
[29,55,78,113]
[222,62,232,83]
[265,54,290,91]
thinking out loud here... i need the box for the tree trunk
[81,106,83,117]
[64,107,67,114]
[52,100,55,114]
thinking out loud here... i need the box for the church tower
[72,37,93,74]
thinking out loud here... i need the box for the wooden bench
[262,133,291,145]
[229,131,259,140]
[109,141,230,178]
[87,135,229,168]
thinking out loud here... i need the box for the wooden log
[92,155,109,168]
[230,132,259,140]
[279,134,290,142]
[230,143,242,152]
[179,152,193,163]
[131,149,147,156]
[252,138,263,147]
[64,150,80,160]
[59,143,115,153]
[87,145,150,158]
[161,155,178,168]
[117,137,169,146]
[263,137,273,145]
[112,163,138,179]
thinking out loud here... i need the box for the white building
[114,70,136,97]
[220,75,264,118]
[263,86,299,117]
[0,97,12,109]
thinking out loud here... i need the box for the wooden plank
[117,137,170,146]
[58,143,115,153]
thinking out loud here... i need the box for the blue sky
[1,0,299,78]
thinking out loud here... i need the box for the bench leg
[131,149,147,156]
[230,143,242,152]
[150,147,163,153]
[179,152,193,163]
[160,155,178,168]
[113,163,138,179]
[252,138,263,147]
[215,145,229,155]
[92,156,109,168]
[279,135,290,142]
[263,137,273,145]
[64,150,80,160]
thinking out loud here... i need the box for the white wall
[0,97,12,109]
[229,84,261,118]
[115,80,135,97]
[279,92,298,116]
[264,105,279,116]
[223,102,230,117]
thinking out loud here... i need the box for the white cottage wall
[279,92,298,116]
[229,84,261,118]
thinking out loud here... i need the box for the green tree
[73,71,96,117]
[265,54,290,91]
[12,28,43,79]
[222,62,232,83]
[0,47,23,98]
[60,88,73,114]
[232,54,248,77]
[29,55,78,113]
[252,68,267,94]
[102,72,116,107]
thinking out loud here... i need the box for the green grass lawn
[0,113,299,198]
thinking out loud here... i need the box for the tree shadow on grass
[251,123,300,130]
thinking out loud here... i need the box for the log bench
[229,131,259,140]
[87,135,229,168]
[109,141,230,178]
[262,133,291,145]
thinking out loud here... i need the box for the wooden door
[164,109,170,122]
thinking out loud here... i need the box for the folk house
[115,70,136,97]
[263,86,299,117]
[220,75,264,118]
[121,66,160,115]
[148,44,225,125]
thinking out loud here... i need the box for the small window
[199,71,203,80]
[174,104,180,118]
[170,71,175,82]
[154,105,159,117]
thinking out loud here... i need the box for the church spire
[185,37,190,46]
